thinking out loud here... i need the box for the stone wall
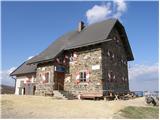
[35,62,54,96]
[34,27,130,96]
[101,27,129,92]
[64,46,103,95]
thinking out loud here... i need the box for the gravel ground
[1,95,148,119]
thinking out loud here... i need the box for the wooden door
[54,72,65,90]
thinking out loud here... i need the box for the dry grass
[0,95,157,119]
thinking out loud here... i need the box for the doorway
[23,88,25,95]
[54,71,65,90]
[33,86,36,95]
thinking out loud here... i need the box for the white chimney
[78,21,85,32]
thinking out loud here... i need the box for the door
[33,86,36,95]
[23,88,25,95]
[54,72,65,90]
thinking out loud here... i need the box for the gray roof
[10,61,36,76]
[65,19,117,49]
[27,31,79,64]
[27,18,134,64]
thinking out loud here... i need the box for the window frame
[79,71,87,82]
[44,72,50,83]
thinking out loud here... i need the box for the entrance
[23,88,25,95]
[33,86,36,95]
[54,71,65,90]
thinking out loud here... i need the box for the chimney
[78,21,85,32]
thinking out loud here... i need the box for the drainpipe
[11,76,16,94]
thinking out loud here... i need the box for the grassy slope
[119,106,159,119]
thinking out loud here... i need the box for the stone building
[10,19,134,98]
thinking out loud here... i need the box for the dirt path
[1,95,147,118]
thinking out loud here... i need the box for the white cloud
[113,0,127,18]
[114,0,127,12]
[129,63,158,80]
[128,63,159,91]
[86,3,112,24]
[86,0,127,24]
[0,67,16,86]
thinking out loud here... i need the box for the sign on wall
[92,65,100,70]
[55,66,65,72]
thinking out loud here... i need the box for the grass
[119,106,159,119]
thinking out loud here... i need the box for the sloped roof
[27,18,134,64]
[65,19,117,49]
[10,61,36,76]
[27,31,79,64]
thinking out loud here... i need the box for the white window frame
[79,71,87,82]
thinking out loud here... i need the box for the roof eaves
[11,71,36,76]
[10,62,26,76]
[27,49,64,65]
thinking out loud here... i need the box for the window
[45,72,49,83]
[122,77,125,83]
[113,36,120,44]
[124,61,127,65]
[79,71,86,82]
[108,71,115,82]
[125,78,128,83]
[107,50,115,60]
[107,50,111,57]
[113,36,117,41]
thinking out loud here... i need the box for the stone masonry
[64,46,103,95]
[102,27,129,92]
[35,62,54,96]
[34,27,130,96]
[64,27,129,95]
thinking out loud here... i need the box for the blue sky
[1,1,159,91]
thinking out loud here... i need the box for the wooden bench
[80,93,103,100]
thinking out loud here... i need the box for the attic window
[113,36,117,40]
[107,50,115,60]
[113,36,120,44]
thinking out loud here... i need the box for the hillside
[0,85,15,94]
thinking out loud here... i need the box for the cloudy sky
[1,1,158,91]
